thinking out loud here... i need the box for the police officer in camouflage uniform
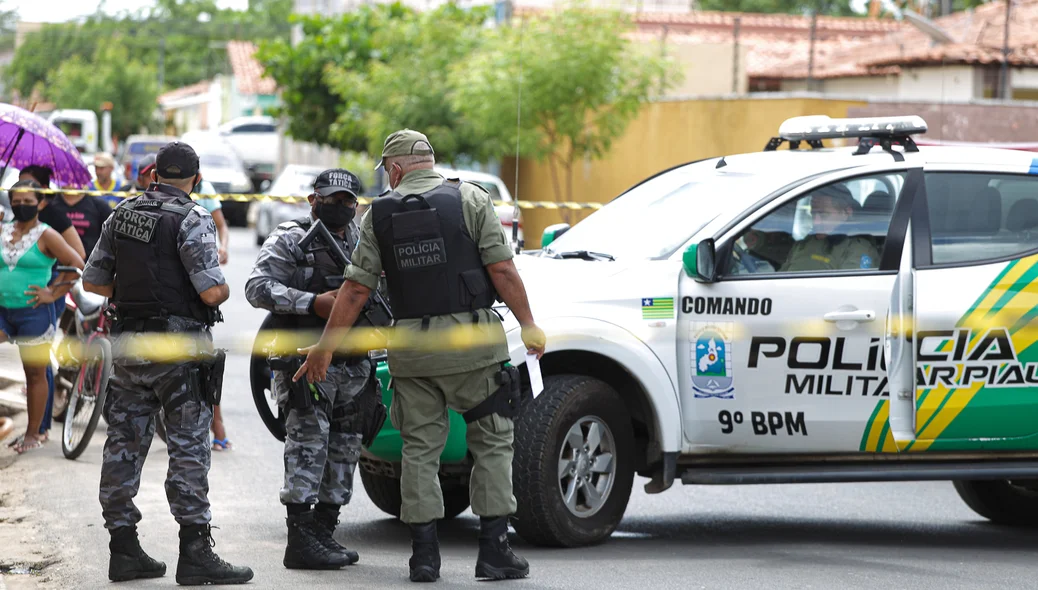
[744,183,880,273]
[83,142,254,586]
[297,130,546,583]
[245,168,374,570]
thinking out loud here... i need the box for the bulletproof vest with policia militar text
[109,184,216,327]
[371,179,498,323]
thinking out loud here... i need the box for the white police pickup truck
[498,116,1038,547]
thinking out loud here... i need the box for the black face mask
[12,204,38,223]
[315,201,356,230]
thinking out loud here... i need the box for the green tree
[256,4,412,151]
[326,4,493,165]
[451,7,678,203]
[45,42,161,141]
[3,0,293,99]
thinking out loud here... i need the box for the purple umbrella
[0,103,92,187]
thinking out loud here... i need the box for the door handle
[823,310,876,323]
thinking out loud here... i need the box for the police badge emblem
[691,322,735,399]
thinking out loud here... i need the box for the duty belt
[109,315,208,335]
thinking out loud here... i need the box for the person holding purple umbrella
[18,164,85,438]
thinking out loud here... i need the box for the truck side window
[726,172,906,276]
[926,172,1038,266]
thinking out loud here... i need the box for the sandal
[13,435,45,454]
[212,438,233,451]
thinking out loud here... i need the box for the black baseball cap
[155,142,199,179]
[313,168,360,198]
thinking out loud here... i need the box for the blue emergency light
[764,115,929,158]
[778,115,928,141]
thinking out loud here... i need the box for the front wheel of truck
[512,374,635,547]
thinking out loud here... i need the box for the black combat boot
[313,506,359,565]
[408,521,441,583]
[176,524,254,586]
[108,525,166,582]
[475,517,529,580]
[284,511,350,570]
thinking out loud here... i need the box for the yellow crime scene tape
[11,325,507,365]
[7,308,1033,366]
[26,187,605,211]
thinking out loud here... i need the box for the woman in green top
[0,180,84,454]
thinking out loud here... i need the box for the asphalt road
[9,228,1038,590]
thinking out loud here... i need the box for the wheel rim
[64,355,100,450]
[557,416,616,518]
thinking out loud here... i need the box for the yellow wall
[502,96,867,247]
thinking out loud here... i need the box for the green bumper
[365,360,469,464]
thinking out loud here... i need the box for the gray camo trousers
[100,362,213,530]
[274,359,370,506]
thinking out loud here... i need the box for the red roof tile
[226,40,277,96]
[757,0,1038,79]
[158,80,211,105]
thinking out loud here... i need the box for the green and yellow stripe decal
[860,253,1038,452]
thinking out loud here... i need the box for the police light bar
[778,115,928,141]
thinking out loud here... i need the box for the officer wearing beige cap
[298,129,546,583]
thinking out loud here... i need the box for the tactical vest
[275,216,386,363]
[111,184,215,325]
[371,180,497,321]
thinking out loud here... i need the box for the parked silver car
[251,164,323,246]
[180,131,254,227]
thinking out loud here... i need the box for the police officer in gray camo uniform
[245,168,376,570]
[83,142,253,586]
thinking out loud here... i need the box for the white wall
[779,66,979,101]
[822,75,900,98]
[898,65,976,101]
[1012,68,1038,90]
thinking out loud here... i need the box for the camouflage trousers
[100,360,213,530]
[273,358,371,506]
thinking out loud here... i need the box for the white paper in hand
[526,353,544,398]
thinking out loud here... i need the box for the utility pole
[732,17,741,94]
[158,36,166,89]
[1001,0,1011,100]
[807,11,818,92]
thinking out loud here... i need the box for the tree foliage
[325,4,494,165]
[45,42,161,140]
[4,0,293,99]
[451,8,678,203]
[256,4,412,152]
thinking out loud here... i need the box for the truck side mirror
[683,239,716,283]
[541,223,570,248]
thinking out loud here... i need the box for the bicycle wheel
[62,337,112,460]
[251,313,286,441]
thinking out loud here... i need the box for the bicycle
[250,312,286,442]
[54,267,114,460]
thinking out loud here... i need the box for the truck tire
[512,374,635,547]
[359,469,471,520]
[953,479,1038,525]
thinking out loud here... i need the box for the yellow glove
[521,325,546,356]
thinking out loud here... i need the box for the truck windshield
[543,159,776,261]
